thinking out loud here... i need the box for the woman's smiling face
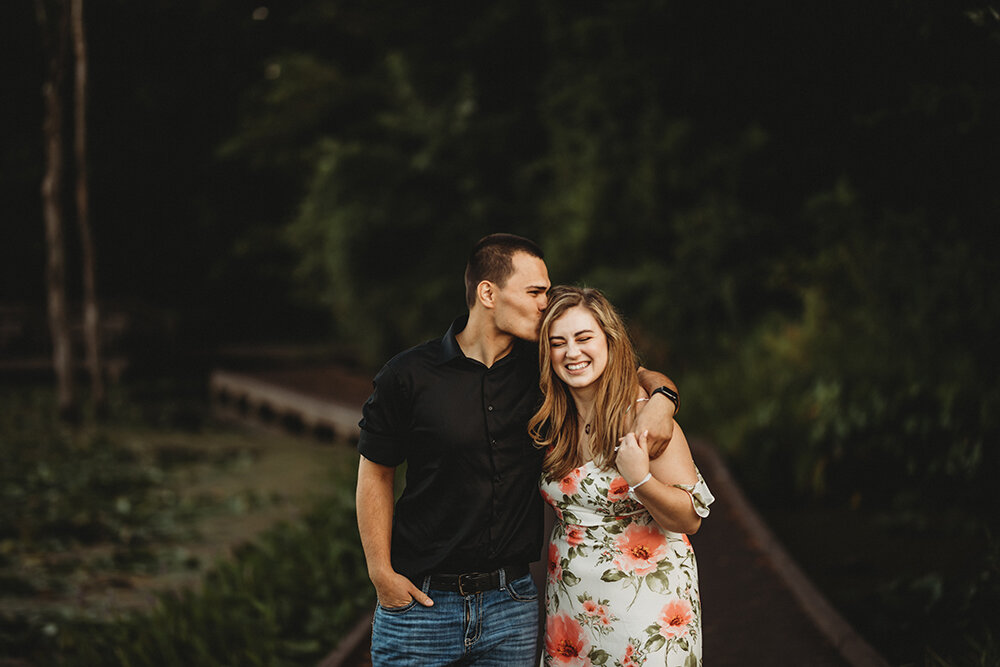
[548,305,609,391]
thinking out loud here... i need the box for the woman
[529,286,714,667]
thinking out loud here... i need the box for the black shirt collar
[437,314,529,367]
[437,315,468,365]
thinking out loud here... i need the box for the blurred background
[2,1,998,664]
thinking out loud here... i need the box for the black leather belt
[427,564,529,596]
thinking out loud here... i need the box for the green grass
[0,386,268,591]
[0,382,374,666]
[43,484,371,666]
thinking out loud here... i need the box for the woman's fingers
[616,431,651,486]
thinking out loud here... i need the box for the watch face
[653,387,679,411]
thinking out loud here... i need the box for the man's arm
[356,455,433,607]
[633,367,679,449]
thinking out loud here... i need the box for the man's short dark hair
[465,233,544,309]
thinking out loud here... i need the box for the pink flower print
[612,523,669,576]
[582,599,598,615]
[545,613,592,666]
[607,476,630,502]
[566,525,586,547]
[622,643,636,667]
[657,599,693,639]
[548,543,563,582]
[559,467,584,495]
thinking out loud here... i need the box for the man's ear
[477,281,496,309]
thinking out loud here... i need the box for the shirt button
[494,474,502,483]
[491,438,497,446]
[487,405,494,411]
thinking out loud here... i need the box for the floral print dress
[540,461,714,667]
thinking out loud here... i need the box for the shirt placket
[482,368,503,559]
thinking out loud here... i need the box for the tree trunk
[37,0,76,420]
[71,0,105,414]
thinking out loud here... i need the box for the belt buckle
[457,572,481,596]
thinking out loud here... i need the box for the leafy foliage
[0,387,201,558]
[256,4,549,364]
[47,488,370,666]
[231,3,1000,663]
[0,385,372,666]
[6,0,1000,663]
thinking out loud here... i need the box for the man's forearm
[356,456,397,581]
[356,455,434,608]
[633,367,678,451]
[637,367,678,415]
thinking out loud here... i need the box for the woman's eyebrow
[548,329,594,340]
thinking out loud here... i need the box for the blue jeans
[370,571,539,666]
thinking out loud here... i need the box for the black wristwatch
[650,386,680,415]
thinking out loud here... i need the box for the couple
[356,234,714,666]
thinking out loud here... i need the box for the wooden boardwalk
[210,369,362,442]
[211,365,889,667]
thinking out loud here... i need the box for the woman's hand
[616,424,705,535]
[616,429,651,486]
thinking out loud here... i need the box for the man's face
[493,252,551,342]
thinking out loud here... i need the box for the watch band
[651,386,680,414]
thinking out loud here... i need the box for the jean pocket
[378,598,418,614]
[504,573,538,602]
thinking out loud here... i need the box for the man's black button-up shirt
[358,316,544,580]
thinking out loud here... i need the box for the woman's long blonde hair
[529,286,643,480]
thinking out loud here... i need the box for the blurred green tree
[222,1,548,363]
[8,1,999,658]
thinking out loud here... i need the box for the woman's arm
[615,421,702,534]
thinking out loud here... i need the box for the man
[356,234,679,666]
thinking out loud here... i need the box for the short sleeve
[357,363,411,467]
[671,466,715,518]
